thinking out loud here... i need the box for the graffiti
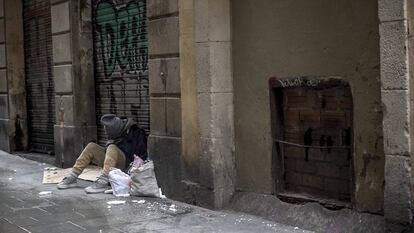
[278,78,320,88]
[94,0,147,77]
[93,0,149,143]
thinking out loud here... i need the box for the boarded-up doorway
[270,78,353,206]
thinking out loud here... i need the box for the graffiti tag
[278,78,321,88]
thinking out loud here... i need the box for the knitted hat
[100,114,127,139]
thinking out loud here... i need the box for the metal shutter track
[93,0,149,145]
[23,0,55,154]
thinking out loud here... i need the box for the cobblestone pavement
[0,151,312,233]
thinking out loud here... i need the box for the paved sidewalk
[0,151,312,233]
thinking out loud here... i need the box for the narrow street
[0,151,311,233]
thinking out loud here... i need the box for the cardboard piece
[42,166,102,184]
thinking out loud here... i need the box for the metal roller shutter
[92,0,149,145]
[23,0,55,154]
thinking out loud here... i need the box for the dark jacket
[106,118,148,166]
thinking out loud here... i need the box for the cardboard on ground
[43,166,102,184]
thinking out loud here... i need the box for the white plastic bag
[130,161,160,197]
[108,169,131,197]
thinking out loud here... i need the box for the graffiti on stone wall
[278,78,321,88]
[93,0,149,127]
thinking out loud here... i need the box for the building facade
[0,0,413,228]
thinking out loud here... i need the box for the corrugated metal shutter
[23,0,55,154]
[93,0,149,145]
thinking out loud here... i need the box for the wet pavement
[0,150,312,233]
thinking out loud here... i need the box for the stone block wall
[379,0,413,225]
[0,0,8,151]
[179,0,201,206]
[51,0,96,167]
[233,0,384,214]
[193,0,235,208]
[0,0,28,153]
[147,0,183,200]
[409,0,414,225]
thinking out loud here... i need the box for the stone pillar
[409,0,414,223]
[179,0,201,204]
[147,0,183,199]
[0,0,10,152]
[379,0,413,225]
[194,0,235,208]
[0,0,28,152]
[51,0,96,167]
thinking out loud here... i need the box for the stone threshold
[276,191,351,211]
[228,191,385,233]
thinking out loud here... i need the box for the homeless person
[57,114,148,194]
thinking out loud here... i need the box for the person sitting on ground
[57,114,148,194]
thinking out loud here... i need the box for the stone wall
[179,0,200,205]
[379,0,413,225]
[147,0,183,200]
[193,0,235,208]
[149,0,236,209]
[51,0,96,167]
[0,0,96,166]
[233,0,384,214]
[409,0,414,222]
[0,0,9,151]
[0,0,28,153]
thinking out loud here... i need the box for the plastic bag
[130,161,160,197]
[108,169,131,197]
[127,155,144,174]
[132,155,145,167]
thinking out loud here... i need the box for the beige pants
[72,142,126,176]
